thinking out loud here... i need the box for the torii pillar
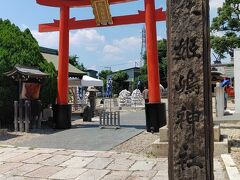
[54,6,72,129]
[144,0,166,132]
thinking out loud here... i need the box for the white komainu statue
[119,89,131,106]
[131,89,144,105]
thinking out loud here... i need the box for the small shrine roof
[4,64,48,81]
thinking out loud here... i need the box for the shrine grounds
[0,98,240,179]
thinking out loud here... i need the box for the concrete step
[150,138,229,157]
[159,125,221,142]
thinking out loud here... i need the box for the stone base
[152,125,227,157]
[159,125,221,142]
[145,103,166,133]
[150,138,228,157]
[159,126,168,142]
[214,114,240,124]
[214,125,220,142]
[53,104,72,129]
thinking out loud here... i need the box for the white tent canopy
[69,75,103,87]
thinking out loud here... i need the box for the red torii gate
[37,0,166,130]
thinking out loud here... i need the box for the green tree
[0,19,56,128]
[157,39,167,87]
[99,70,113,79]
[112,71,129,95]
[69,55,87,71]
[138,39,168,88]
[211,0,240,60]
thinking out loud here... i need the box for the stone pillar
[234,48,240,114]
[167,0,213,179]
[215,83,224,117]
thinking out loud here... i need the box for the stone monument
[167,0,213,179]
[118,89,131,106]
[131,89,144,106]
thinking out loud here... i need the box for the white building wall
[234,48,240,114]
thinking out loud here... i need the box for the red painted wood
[37,0,165,105]
[57,6,70,104]
[145,0,160,103]
[37,0,136,7]
[39,9,166,32]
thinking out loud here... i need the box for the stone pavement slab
[0,151,26,161]
[53,150,74,155]
[59,156,96,168]
[4,163,43,176]
[130,170,158,179]
[23,153,52,164]
[0,162,23,174]
[101,170,132,180]
[106,159,135,171]
[151,171,169,180]
[72,151,98,157]
[40,154,71,166]
[49,167,87,179]
[129,160,156,171]
[4,152,40,163]
[0,146,229,180]
[86,157,114,169]
[76,169,110,180]
[25,166,63,178]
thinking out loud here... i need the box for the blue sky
[0,0,225,71]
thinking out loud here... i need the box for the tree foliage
[211,0,240,59]
[157,39,167,87]
[112,71,129,95]
[69,55,87,71]
[138,39,168,88]
[0,19,56,128]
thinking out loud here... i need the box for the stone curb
[0,144,16,148]
[221,154,240,180]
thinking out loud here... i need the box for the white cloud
[102,36,141,60]
[88,65,97,70]
[31,30,59,49]
[31,29,105,51]
[103,45,121,54]
[70,29,105,51]
[113,37,141,51]
[210,0,224,9]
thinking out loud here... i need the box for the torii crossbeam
[37,0,166,130]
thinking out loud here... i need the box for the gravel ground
[0,128,57,145]
[111,131,160,157]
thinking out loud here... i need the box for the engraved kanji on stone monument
[173,37,201,61]
[167,0,213,179]
[175,69,200,94]
[176,103,202,136]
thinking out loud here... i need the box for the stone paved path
[14,111,146,151]
[0,146,228,179]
